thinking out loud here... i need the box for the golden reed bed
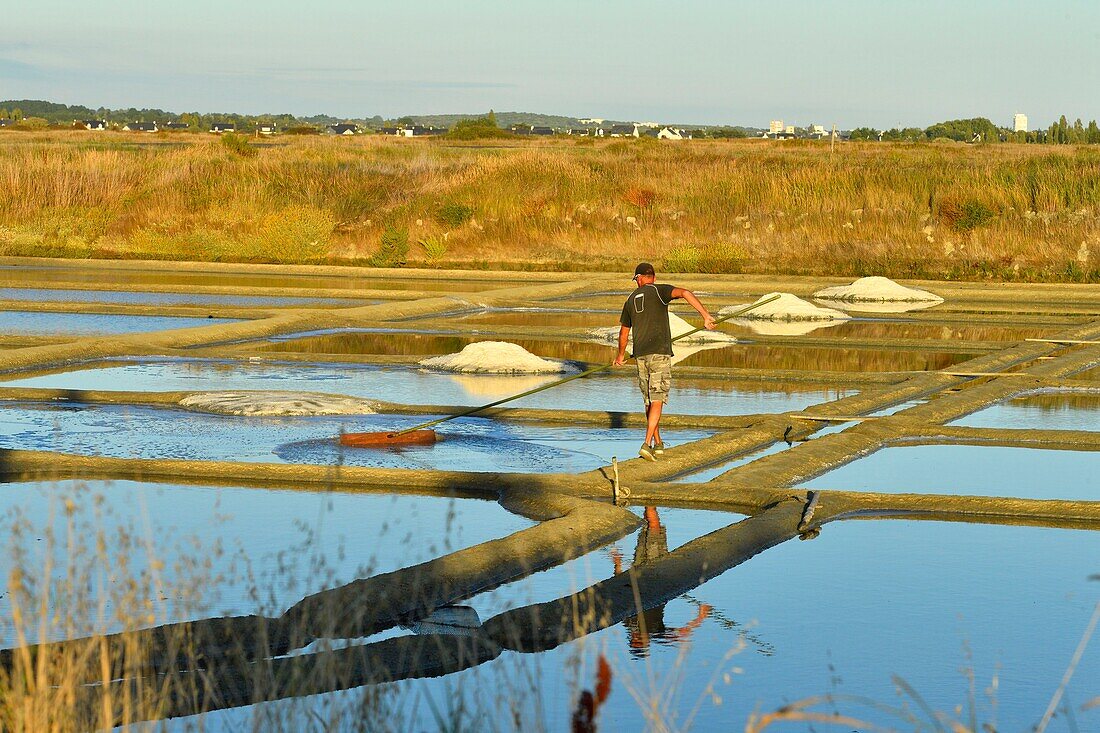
[0,130,1097,282]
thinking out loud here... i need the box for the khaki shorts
[636,353,672,405]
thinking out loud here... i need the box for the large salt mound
[419,341,575,374]
[179,391,376,416]
[719,292,850,322]
[588,312,736,345]
[813,276,943,303]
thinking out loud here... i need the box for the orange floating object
[340,430,438,448]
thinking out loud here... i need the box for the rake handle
[389,293,781,436]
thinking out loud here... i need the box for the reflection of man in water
[612,507,711,657]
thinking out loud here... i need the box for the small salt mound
[730,318,844,337]
[813,276,944,303]
[720,292,850,322]
[419,341,574,374]
[823,299,941,314]
[179,391,376,416]
[589,312,736,345]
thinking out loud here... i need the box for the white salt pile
[719,292,850,322]
[588,312,737,345]
[813,276,944,303]
[730,319,844,337]
[419,341,575,374]
[178,392,376,416]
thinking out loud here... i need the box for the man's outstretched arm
[670,287,716,330]
[614,325,630,365]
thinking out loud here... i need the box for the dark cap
[633,262,656,278]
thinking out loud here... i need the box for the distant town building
[162,121,189,130]
[530,126,554,136]
[579,118,604,125]
[209,123,236,133]
[123,122,157,132]
[657,127,690,140]
[784,125,796,135]
[258,123,278,135]
[608,124,639,138]
[81,120,107,131]
[1013,113,1028,133]
[769,120,784,135]
[326,123,360,135]
[811,124,826,136]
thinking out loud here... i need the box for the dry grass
[1,131,1098,281]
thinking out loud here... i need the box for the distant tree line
[0,99,382,132]
[849,116,1100,144]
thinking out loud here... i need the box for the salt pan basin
[0,402,710,472]
[950,390,1100,432]
[0,480,531,644]
[0,310,241,336]
[3,359,850,416]
[0,287,361,308]
[204,512,1100,731]
[800,444,1095,500]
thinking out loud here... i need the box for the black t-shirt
[620,283,676,357]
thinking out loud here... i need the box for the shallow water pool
[0,479,533,645]
[259,329,977,372]
[0,287,365,308]
[198,515,1100,731]
[801,444,1097,500]
[952,390,1100,432]
[1,359,852,416]
[0,402,709,472]
[0,310,242,336]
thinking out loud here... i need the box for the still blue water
[192,509,1100,731]
[0,402,709,472]
[2,476,1095,730]
[1,358,850,417]
[802,444,1097,500]
[952,391,1100,432]
[0,287,363,308]
[0,311,241,335]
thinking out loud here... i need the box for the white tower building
[1013,113,1028,133]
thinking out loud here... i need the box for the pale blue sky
[3,0,1098,128]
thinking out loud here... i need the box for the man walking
[614,262,715,461]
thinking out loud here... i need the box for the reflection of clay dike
[678,345,969,372]
[447,373,561,399]
[1007,390,1100,411]
[261,332,473,356]
[824,321,1047,342]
